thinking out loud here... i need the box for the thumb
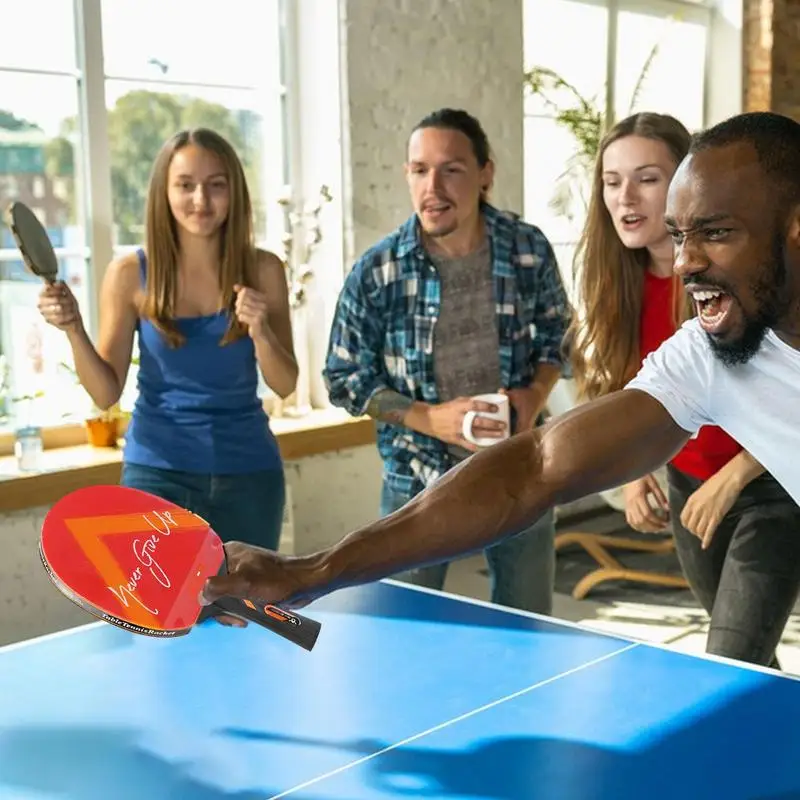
[233,283,244,294]
[200,573,250,606]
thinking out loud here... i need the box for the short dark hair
[690,111,800,214]
[410,108,491,167]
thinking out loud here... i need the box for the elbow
[513,428,562,513]
[274,361,300,400]
[91,383,124,412]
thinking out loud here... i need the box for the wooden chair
[546,380,690,600]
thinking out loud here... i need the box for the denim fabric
[120,462,286,551]
[668,463,800,668]
[380,481,555,615]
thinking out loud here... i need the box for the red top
[639,270,742,480]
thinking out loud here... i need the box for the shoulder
[255,247,285,272]
[486,205,557,265]
[346,224,411,289]
[253,248,287,284]
[625,318,714,430]
[103,250,142,297]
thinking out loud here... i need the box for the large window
[0,0,288,432]
[522,0,711,300]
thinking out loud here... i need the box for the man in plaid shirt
[323,108,571,614]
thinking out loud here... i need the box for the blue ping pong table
[1,579,798,799]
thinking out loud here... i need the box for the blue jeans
[120,462,286,551]
[380,481,555,615]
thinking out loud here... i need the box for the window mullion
[74,0,113,340]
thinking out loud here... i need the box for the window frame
[0,0,293,445]
[522,0,716,294]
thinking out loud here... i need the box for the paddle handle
[211,596,321,651]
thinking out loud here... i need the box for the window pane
[105,81,273,248]
[101,0,282,89]
[0,73,90,431]
[614,11,708,130]
[524,115,588,248]
[0,1,76,73]
[523,0,608,117]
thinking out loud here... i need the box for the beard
[706,233,789,367]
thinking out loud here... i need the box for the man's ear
[787,204,800,249]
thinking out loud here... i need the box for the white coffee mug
[461,392,510,448]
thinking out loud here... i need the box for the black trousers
[667,464,800,669]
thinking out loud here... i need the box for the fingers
[200,573,251,606]
[471,400,499,413]
[213,613,248,628]
[701,526,717,550]
[37,282,79,329]
[469,416,507,436]
[626,500,669,533]
[645,475,670,510]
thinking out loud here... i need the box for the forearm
[308,432,549,591]
[528,361,562,422]
[531,361,561,395]
[365,389,434,436]
[66,327,123,410]
[717,449,765,492]
[294,390,690,596]
[254,330,299,398]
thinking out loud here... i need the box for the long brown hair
[567,112,694,400]
[141,128,258,347]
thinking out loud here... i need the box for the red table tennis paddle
[38,484,321,651]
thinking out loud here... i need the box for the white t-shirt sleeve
[624,319,714,435]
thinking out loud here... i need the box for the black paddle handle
[210,595,321,651]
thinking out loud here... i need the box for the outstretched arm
[202,388,691,608]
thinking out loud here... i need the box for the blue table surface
[0,580,798,800]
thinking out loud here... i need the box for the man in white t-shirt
[201,111,800,612]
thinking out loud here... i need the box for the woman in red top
[566,111,800,668]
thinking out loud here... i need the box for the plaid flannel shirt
[323,202,572,499]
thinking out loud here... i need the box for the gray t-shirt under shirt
[429,240,500,461]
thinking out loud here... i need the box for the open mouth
[423,202,452,217]
[691,288,734,334]
[621,213,646,230]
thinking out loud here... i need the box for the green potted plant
[523,42,659,224]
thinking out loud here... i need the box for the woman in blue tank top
[36,128,298,551]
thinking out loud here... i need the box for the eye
[668,230,684,245]
[704,228,731,241]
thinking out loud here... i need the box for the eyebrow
[663,213,734,229]
[408,158,468,167]
[174,172,227,180]
[602,163,664,175]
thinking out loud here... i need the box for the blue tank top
[123,250,282,475]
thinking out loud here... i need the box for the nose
[424,168,446,194]
[192,183,209,207]
[673,235,707,278]
[619,179,639,205]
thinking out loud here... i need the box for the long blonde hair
[567,112,694,400]
[141,128,258,348]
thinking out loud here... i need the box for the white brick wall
[340,0,525,260]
